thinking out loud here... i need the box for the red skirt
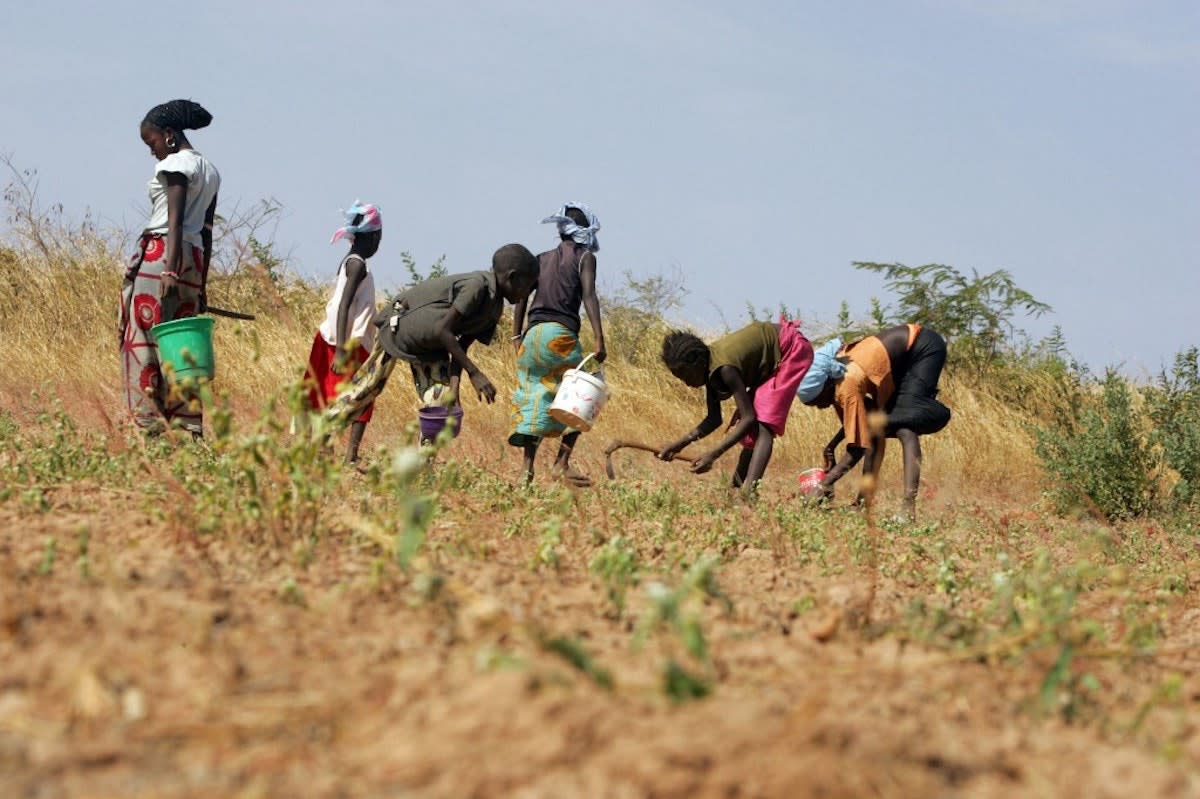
[305,332,374,423]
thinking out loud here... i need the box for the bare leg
[733,425,774,494]
[346,421,367,464]
[896,428,921,521]
[552,432,592,487]
[856,436,886,506]
[731,447,754,488]
[522,439,541,485]
[742,425,775,495]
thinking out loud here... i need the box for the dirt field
[1,249,1197,797]
[2,424,1198,798]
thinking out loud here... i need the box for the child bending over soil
[323,244,539,429]
[797,323,951,518]
[658,317,813,493]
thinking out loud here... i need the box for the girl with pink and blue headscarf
[302,201,383,464]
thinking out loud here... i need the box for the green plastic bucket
[151,316,216,382]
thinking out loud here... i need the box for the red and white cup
[798,467,827,497]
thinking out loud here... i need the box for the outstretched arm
[511,295,529,352]
[823,444,867,490]
[579,252,606,362]
[822,428,845,471]
[689,366,760,473]
[659,383,723,460]
[436,308,495,403]
[446,334,475,404]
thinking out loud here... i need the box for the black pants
[886,328,951,436]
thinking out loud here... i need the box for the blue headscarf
[796,337,847,403]
[542,202,600,252]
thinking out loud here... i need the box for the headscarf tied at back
[541,202,601,252]
[330,200,383,244]
[796,337,847,403]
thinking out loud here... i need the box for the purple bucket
[418,405,464,441]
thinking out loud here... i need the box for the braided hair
[142,99,213,132]
[661,329,710,373]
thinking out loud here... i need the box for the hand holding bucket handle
[575,352,602,376]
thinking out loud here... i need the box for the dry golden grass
[0,228,1045,508]
[4,225,1199,798]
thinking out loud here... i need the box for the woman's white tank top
[318,255,376,351]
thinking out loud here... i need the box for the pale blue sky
[3,1,1196,372]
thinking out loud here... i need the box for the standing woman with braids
[119,99,220,435]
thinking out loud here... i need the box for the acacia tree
[854,261,1050,377]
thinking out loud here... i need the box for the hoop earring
[165,135,177,150]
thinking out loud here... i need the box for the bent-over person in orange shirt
[797,323,951,519]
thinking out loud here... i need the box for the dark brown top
[527,240,587,333]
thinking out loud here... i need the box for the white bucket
[548,353,609,432]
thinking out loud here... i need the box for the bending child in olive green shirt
[323,244,539,427]
[658,317,813,493]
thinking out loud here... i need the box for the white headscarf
[541,202,600,252]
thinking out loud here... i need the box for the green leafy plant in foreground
[37,536,56,576]
[382,440,445,572]
[168,384,342,538]
[589,535,641,616]
[0,401,128,498]
[540,635,614,691]
[634,555,733,702]
[532,515,563,572]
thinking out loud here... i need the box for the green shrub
[1035,371,1157,520]
[1144,347,1200,507]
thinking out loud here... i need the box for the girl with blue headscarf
[798,324,951,519]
